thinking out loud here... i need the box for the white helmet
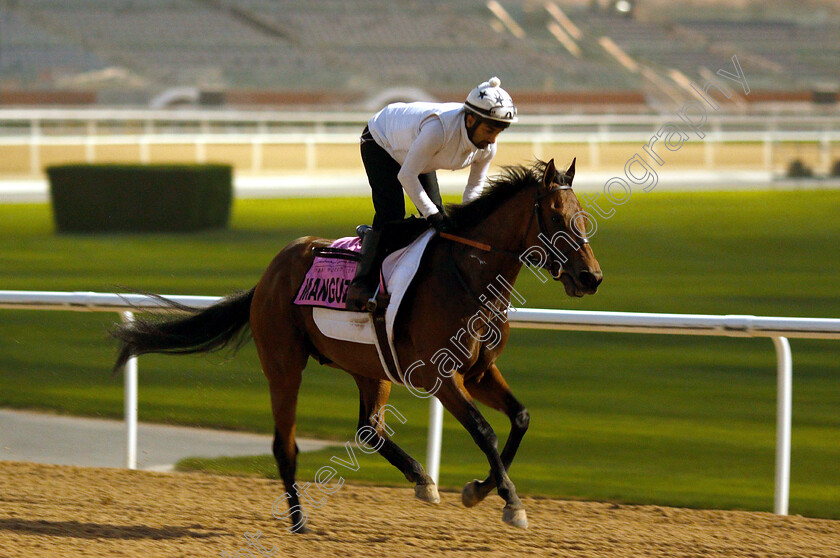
[464,76,518,124]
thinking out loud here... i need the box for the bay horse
[111,158,602,532]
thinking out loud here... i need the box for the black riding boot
[344,229,385,311]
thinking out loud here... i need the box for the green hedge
[786,159,813,179]
[47,163,232,232]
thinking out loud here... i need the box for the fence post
[763,132,773,171]
[305,137,317,171]
[85,120,96,163]
[772,336,792,515]
[29,119,41,176]
[820,130,830,174]
[426,397,444,484]
[121,311,139,470]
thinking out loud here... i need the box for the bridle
[441,172,588,311]
[440,173,587,273]
[525,175,590,274]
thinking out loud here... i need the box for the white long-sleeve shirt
[367,102,496,217]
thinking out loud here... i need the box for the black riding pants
[361,126,441,230]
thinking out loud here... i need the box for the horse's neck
[466,184,534,259]
[451,188,533,303]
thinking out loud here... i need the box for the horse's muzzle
[560,268,602,297]
[578,270,602,292]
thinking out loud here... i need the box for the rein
[439,232,491,252]
[438,231,525,262]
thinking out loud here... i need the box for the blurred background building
[1,0,838,111]
[1,0,838,186]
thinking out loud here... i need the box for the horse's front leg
[461,364,529,508]
[435,375,528,528]
[351,374,440,504]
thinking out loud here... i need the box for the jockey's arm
[397,119,445,218]
[462,145,496,203]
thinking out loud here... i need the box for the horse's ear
[543,158,557,187]
[566,157,576,182]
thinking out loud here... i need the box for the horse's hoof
[291,522,312,534]
[415,483,440,504]
[461,479,483,508]
[502,506,528,529]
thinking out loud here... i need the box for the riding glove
[427,211,454,234]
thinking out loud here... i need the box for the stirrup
[356,224,372,240]
[345,280,378,312]
[364,283,381,312]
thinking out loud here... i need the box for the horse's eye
[551,215,562,224]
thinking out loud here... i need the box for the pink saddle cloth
[294,237,378,310]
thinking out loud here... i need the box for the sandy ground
[1,461,838,558]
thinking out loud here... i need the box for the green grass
[1,190,839,518]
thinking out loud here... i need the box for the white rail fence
[2,290,840,516]
[2,109,840,174]
[3,130,838,174]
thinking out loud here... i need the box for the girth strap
[369,293,404,385]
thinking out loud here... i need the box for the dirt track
[1,461,838,558]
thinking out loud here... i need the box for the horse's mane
[446,160,548,231]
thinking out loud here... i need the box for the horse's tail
[110,288,255,374]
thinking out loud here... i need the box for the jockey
[345,77,518,311]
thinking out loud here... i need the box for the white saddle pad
[312,228,435,348]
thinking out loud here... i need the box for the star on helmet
[464,76,518,124]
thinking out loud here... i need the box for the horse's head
[527,158,603,297]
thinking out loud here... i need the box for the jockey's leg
[344,228,386,311]
[346,128,407,311]
[361,125,406,229]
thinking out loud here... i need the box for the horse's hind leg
[351,374,439,504]
[253,321,310,533]
[461,364,529,508]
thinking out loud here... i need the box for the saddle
[296,220,436,384]
[295,216,430,312]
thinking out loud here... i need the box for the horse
[111,158,602,532]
